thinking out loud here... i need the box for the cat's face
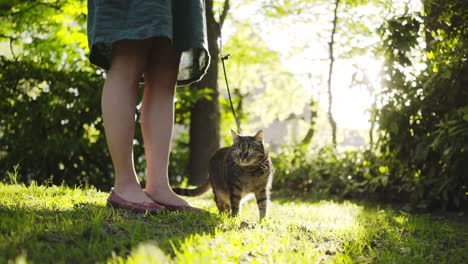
[230,130,266,167]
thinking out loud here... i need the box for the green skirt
[87,0,210,86]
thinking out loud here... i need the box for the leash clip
[220,53,231,61]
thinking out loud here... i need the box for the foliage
[167,131,190,185]
[0,0,89,71]
[258,0,388,149]
[0,58,116,188]
[272,145,394,202]
[1,182,467,263]
[250,0,467,211]
[0,1,117,188]
[376,0,468,209]
[220,22,309,137]
[174,87,213,126]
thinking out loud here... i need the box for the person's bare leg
[102,39,154,204]
[142,37,189,206]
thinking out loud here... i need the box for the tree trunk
[327,0,340,148]
[188,0,229,185]
[422,0,440,52]
[301,99,317,146]
[369,100,377,149]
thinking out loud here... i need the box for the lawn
[0,182,467,263]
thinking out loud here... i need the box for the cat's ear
[231,129,240,142]
[254,130,264,143]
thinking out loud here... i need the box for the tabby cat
[173,130,273,220]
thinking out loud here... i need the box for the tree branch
[0,34,15,39]
[327,0,340,148]
[9,37,17,61]
[8,2,61,17]
[219,0,230,29]
[0,34,19,60]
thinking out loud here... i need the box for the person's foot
[145,186,190,207]
[145,188,205,213]
[107,190,165,213]
[113,182,155,205]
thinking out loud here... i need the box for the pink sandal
[107,190,165,213]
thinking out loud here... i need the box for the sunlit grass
[0,182,466,263]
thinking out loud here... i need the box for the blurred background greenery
[0,0,466,211]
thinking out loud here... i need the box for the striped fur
[174,130,273,220]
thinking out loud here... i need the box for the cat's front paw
[230,210,239,218]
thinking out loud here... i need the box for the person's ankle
[113,179,142,195]
[144,182,171,195]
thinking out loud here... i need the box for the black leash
[220,54,241,134]
[218,4,241,134]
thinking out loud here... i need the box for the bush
[0,58,199,190]
[168,131,190,186]
[272,141,467,210]
[271,145,392,201]
[376,2,468,210]
[0,59,116,188]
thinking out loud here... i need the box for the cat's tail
[172,180,211,197]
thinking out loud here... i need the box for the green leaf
[381,175,389,187]
[427,51,435,60]
[414,143,429,161]
[441,71,451,79]
[390,122,399,134]
[462,114,468,122]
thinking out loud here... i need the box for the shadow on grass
[0,203,221,263]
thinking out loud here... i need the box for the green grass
[0,182,467,264]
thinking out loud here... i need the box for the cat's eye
[248,149,254,154]
[234,149,241,154]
